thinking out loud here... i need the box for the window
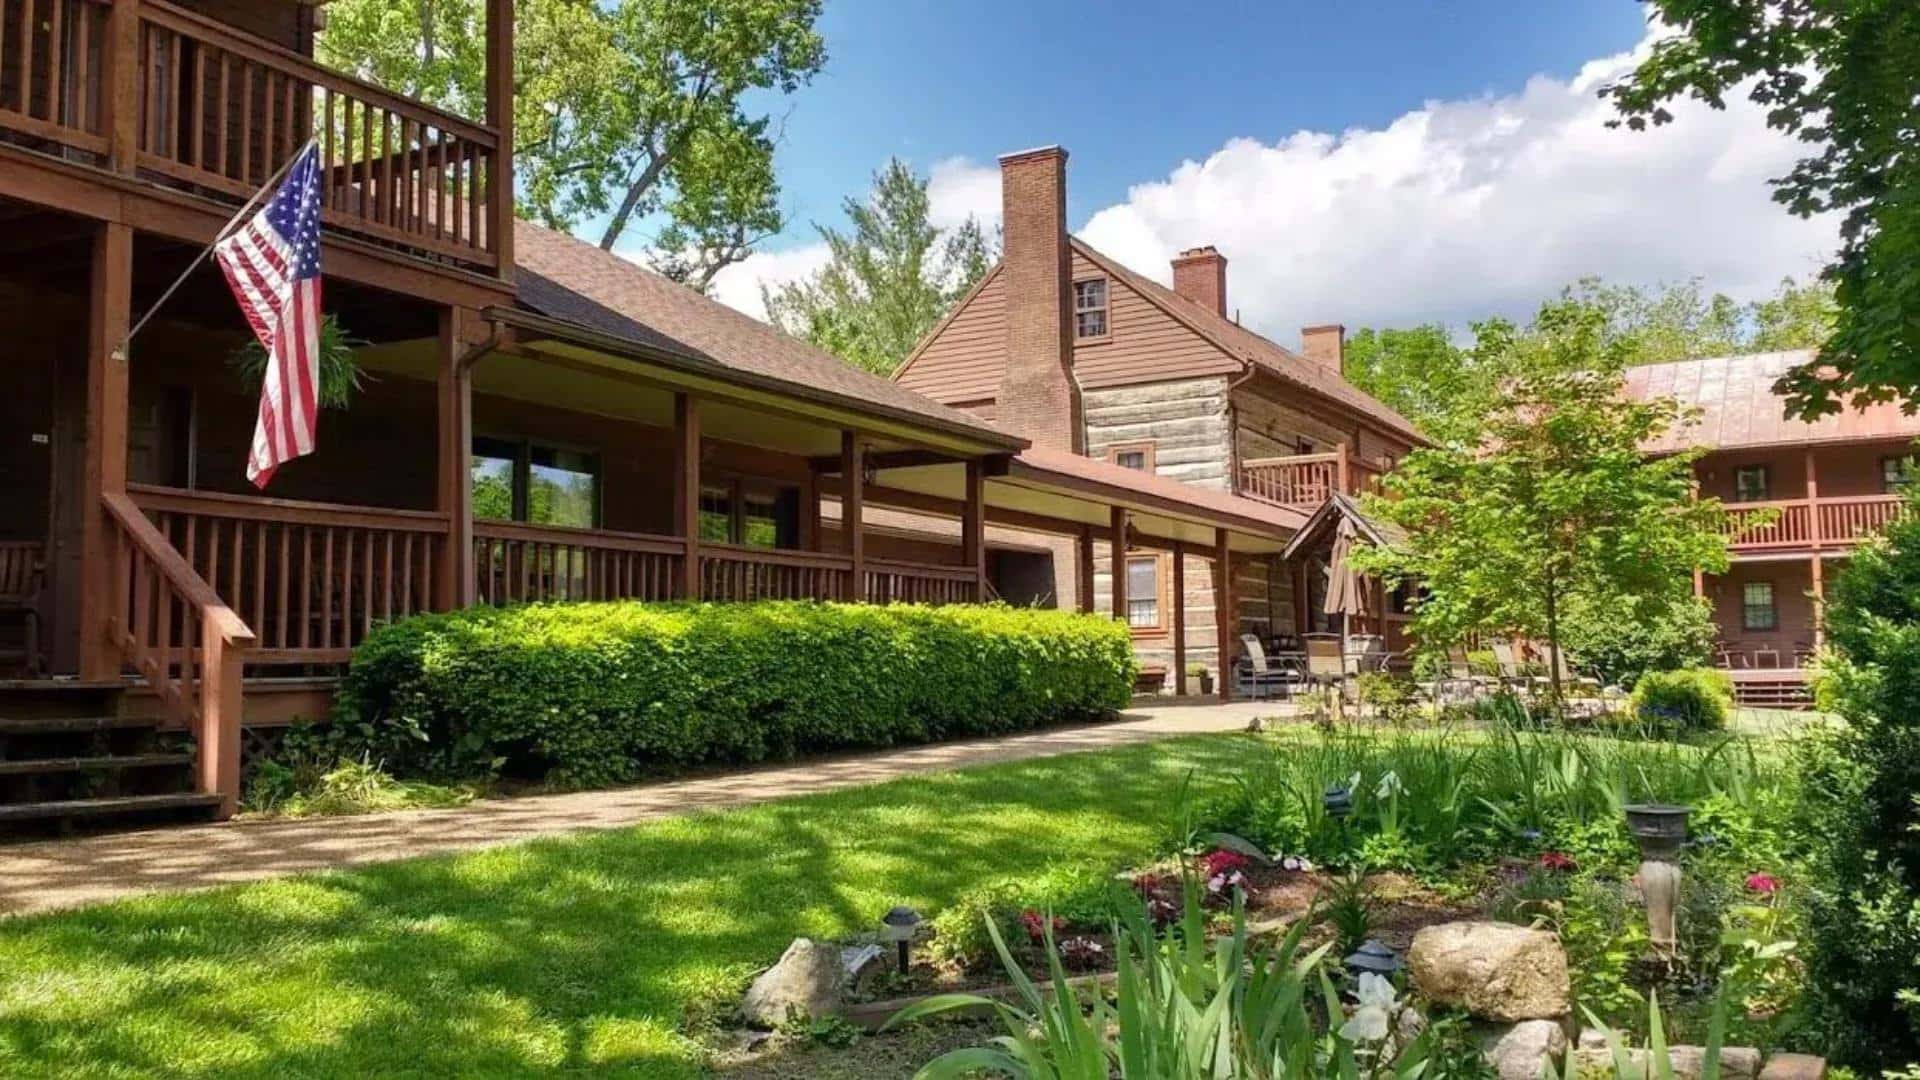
[699,477,800,548]
[1883,455,1914,492]
[1108,443,1154,472]
[1296,438,1316,455]
[472,437,600,527]
[1741,581,1777,631]
[1124,555,1161,630]
[1073,278,1108,339]
[1733,465,1771,503]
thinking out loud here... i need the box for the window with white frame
[1073,278,1108,340]
[1741,581,1777,631]
[1125,555,1161,630]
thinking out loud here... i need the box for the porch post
[1335,443,1351,497]
[962,459,986,601]
[485,0,515,282]
[1076,526,1095,614]
[435,307,475,610]
[102,0,139,173]
[78,223,133,680]
[1214,527,1233,701]
[1805,448,1822,550]
[1172,541,1187,696]
[1810,555,1826,650]
[1109,505,1130,624]
[673,393,701,600]
[841,431,865,601]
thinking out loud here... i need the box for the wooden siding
[1092,548,1282,687]
[1085,377,1233,491]
[1233,378,1364,461]
[1069,251,1239,388]
[895,269,1007,404]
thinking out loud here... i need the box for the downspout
[1224,353,1258,496]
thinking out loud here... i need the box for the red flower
[1019,909,1065,944]
[1745,873,1781,895]
[1538,851,1577,872]
[1198,850,1252,879]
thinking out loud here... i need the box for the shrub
[1561,592,1717,688]
[1630,667,1732,732]
[334,601,1135,787]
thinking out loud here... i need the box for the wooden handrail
[129,484,448,530]
[474,518,685,555]
[865,558,976,581]
[702,543,855,569]
[102,491,252,818]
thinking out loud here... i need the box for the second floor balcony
[1721,493,1905,553]
[0,0,508,277]
[1237,445,1389,509]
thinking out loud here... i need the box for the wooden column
[199,624,245,819]
[1810,555,1826,649]
[435,307,475,610]
[1214,527,1233,701]
[78,223,132,680]
[962,459,986,601]
[1292,558,1309,637]
[1076,526,1095,614]
[1109,505,1130,623]
[485,0,515,280]
[1172,541,1188,695]
[1805,448,1822,550]
[1335,442,1352,496]
[673,393,701,600]
[842,432,865,601]
[102,0,139,173]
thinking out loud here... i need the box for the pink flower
[1745,873,1781,894]
[1539,851,1577,872]
[1198,850,1252,879]
[1019,909,1065,944]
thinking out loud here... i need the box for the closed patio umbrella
[1324,517,1371,662]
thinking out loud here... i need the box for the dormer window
[1073,278,1108,340]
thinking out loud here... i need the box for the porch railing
[0,0,111,157]
[1238,446,1387,509]
[128,484,446,664]
[135,0,503,270]
[701,544,854,602]
[102,490,251,816]
[866,559,978,605]
[1721,500,1810,550]
[474,520,684,605]
[1817,494,1904,545]
[1718,496,1906,552]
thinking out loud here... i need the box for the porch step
[0,792,221,824]
[0,752,194,777]
[0,714,155,735]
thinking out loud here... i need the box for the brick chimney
[1171,246,1227,318]
[1301,324,1346,374]
[997,146,1083,452]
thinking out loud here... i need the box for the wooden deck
[1727,667,1815,709]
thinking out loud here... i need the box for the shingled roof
[1625,350,1920,454]
[510,221,1023,448]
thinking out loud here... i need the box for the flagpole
[112,138,319,362]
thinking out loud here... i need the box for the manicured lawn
[0,734,1252,1079]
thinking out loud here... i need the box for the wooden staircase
[0,681,221,834]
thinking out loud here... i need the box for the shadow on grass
[0,735,1253,1079]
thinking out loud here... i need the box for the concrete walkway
[0,699,1280,917]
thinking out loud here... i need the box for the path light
[1624,804,1691,953]
[882,906,923,973]
[1345,939,1402,979]
[1323,783,1354,820]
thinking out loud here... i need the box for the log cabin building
[0,3,1318,828]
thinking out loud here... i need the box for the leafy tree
[763,159,996,375]
[1341,324,1477,442]
[318,0,826,288]
[1603,1,1920,420]
[1796,487,1920,1067]
[1351,300,1732,707]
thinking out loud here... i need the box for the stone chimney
[1171,246,1227,318]
[1301,324,1346,374]
[997,146,1083,452]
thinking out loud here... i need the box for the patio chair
[1537,646,1607,700]
[0,542,43,676]
[1753,645,1781,670]
[1792,642,1817,668]
[1714,643,1750,670]
[1238,634,1297,701]
[1304,635,1347,713]
[1488,640,1533,696]
[1425,645,1489,705]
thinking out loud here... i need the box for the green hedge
[333,601,1138,787]
[1630,666,1733,731]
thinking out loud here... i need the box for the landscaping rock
[1759,1054,1827,1080]
[742,939,845,1027]
[1569,1044,1761,1080]
[1476,1019,1567,1080]
[1407,920,1571,1021]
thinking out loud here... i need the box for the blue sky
[673,3,1836,342]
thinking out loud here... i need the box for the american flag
[216,141,324,489]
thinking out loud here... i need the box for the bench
[0,542,43,675]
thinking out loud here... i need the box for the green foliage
[228,314,367,410]
[1318,869,1374,955]
[334,601,1136,787]
[1631,668,1733,733]
[1561,592,1717,690]
[317,0,826,283]
[924,864,1125,972]
[1341,323,1476,442]
[245,754,476,817]
[1604,1,1918,420]
[1353,299,1733,711]
[1791,491,1920,1067]
[762,159,995,375]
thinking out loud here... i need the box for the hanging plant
[228,313,370,410]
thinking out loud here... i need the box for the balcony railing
[1238,446,1387,509]
[1720,494,1904,552]
[0,0,504,273]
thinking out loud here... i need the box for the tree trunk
[600,153,671,250]
[1543,569,1565,720]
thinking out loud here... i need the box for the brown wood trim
[128,484,450,530]
[1122,550,1171,638]
[1106,441,1157,472]
[474,519,685,556]
[1071,274,1111,345]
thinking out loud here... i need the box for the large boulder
[1407,921,1570,1021]
[1477,1019,1568,1080]
[741,939,844,1027]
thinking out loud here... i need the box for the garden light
[882,906,923,973]
[1624,804,1691,953]
[1323,783,1354,820]
[1344,939,1402,979]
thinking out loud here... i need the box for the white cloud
[706,156,1001,321]
[1077,28,1837,342]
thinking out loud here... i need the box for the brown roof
[1011,446,1307,536]
[1065,241,1426,445]
[509,221,1023,449]
[1624,350,1920,453]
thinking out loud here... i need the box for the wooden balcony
[0,0,507,275]
[1237,446,1387,509]
[1721,494,1904,554]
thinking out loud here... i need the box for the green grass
[0,734,1253,1079]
